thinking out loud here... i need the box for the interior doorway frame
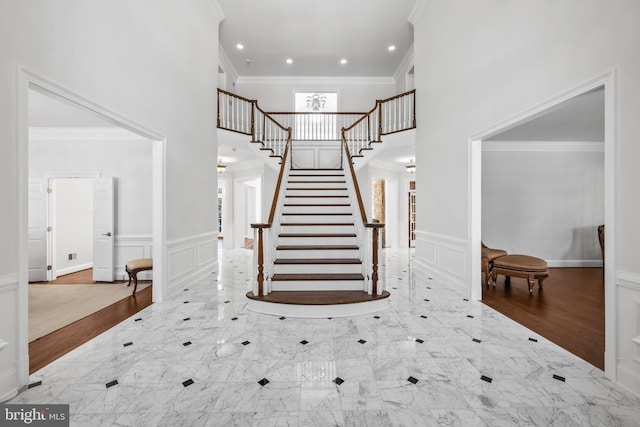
[468,70,616,379]
[16,66,167,384]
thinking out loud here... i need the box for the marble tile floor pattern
[10,249,640,426]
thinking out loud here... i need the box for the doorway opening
[19,68,166,376]
[469,72,615,376]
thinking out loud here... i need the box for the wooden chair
[481,241,507,286]
[125,258,153,294]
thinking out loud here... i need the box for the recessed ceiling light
[236,43,244,50]
[340,59,347,65]
[388,45,396,51]
[286,58,293,64]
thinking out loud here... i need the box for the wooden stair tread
[288,180,347,183]
[281,223,355,226]
[272,273,364,281]
[282,212,352,216]
[278,233,357,238]
[289,174,345,177]
[292,168,344,171]
[277,245,359,250]
[246,290,390,305]
[286,187,348,190]
[283,204,350,207]
[285,195,349,198]
[275,258,361,264]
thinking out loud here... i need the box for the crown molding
[29,127,149,141]
[482,141,604,153]
[394,44,414,83]
[408,0,427,25]
[218,46,239,86]
[235,76,395,86]
[208,0,225,23]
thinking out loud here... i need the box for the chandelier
[217,159,227,174]
[406,158,416,174]
[306,93,326,111]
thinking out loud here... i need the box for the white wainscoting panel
[167,232,218,297]
[414,231,468,296]
[0,273,19,402]
[616,270,640,397]
[115,235,153,281]
[290,141,341,169]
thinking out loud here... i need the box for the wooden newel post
[366,223,385,295]
[251,223,270,296]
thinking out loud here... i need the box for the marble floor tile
[7,248,640,426]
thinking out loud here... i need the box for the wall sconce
[406,158,416,174]
[217,159,227,174]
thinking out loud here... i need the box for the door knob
[102,232,112,237]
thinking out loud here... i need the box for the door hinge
[47,265,52,271]
[47,226,52,232]
[47,187,52,194]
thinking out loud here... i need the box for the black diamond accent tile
[392,287,397,289]
[231,317,238,321]
[183,301,189,304]
[134,318,142,322]
[358,339,367,344]
[373,316,380,319]
[399,278,403,280]
[407,376,419,384]
[428,278,433,280]
[420,315,428,319]
[553,374,566,382]
[426,286,431,289]
[472,338,482,343]
[480,375,492,383]
[28,381,42,389]
[415,338,424,344]
[467,315,474,319]
[184,288,189,291]
[183,341,192,347]
[327,317,333,320]
[183,379,194,387]
[300,340,309,345]
[333,377,344,385]
[279,316,286,320]
[123,342,133,347]
[106,380,118,388]
[424,299,430,302]
[242,341,251,346]
[529,337,538,342]
[183,317,191,321]
[224,300,230,304]
[258,378,270,387]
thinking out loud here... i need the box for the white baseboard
[56,262,93,277]
[547,260,603,268]
[0,368,18,403]
[616,362,640,399]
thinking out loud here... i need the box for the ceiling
[487,88,604,142]
[217,0,416,77]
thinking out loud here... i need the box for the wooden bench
[490,254,548,293]
[125,258,153,294]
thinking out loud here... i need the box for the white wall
[54,178,93,276]
[482,142,604,266]
[0,0,221,401]
[235,77,397,112]
[412,0,640,395]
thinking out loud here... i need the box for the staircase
[271,168,364,291]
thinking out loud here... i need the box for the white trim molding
[615,270,640,397]
[0,273,18,294]
[482,140,604,153]
[115,234,154,281]
[414,230,468,296]
[166,231,218,297]
[29,127,149,141]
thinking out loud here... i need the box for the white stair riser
[280,224,355,234]
[283,205,352,214]
[286,189,349,197]
[270,280,365,291]
[287,182,347,189]
[278,236,357,246]
[276,249,360,259]
[281,214,353,223]
[273,263,362,274]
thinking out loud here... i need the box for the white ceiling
[217,0,416,77]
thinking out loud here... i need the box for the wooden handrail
[378,89,416,104]
[255,101,290,133]
[267,111,367,116]
[217,88,254,104]
[267,128,292,224]
[341,130,368,224]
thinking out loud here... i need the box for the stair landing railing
[343,89,416,158]
[217,88,290,159]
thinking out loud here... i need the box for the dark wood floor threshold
[272,273,364,281]
[278,233,357,238]
[288,180,347,184]
[482,267,604,370]
[275,258,362,264]
[286,187,348,191]
[29,285,152,374]
[277,245,359,250]
[284,204,351,207]
[289,174,345,177]
[280,223,355,227]
[247,290,390,305]
[282,212,352,216]
[285,195,349,198]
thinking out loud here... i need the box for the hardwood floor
[29,285,152,374]
[32,268,112,285]
[482,267,604,370]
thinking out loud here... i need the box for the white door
[28,178,50,282]
[93,177,114,282]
